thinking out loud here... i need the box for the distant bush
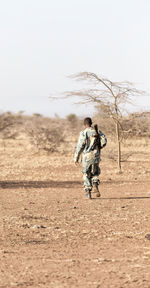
[33,113,43,117]
[28,126,64,152]
[122,112,150,137]
[67,113,78,123]
[66,114,82,133]
[26,115,65,153]
[94,106,150,138]
[0,113,21,140]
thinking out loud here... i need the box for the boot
[85,189,92,199]
[93,183,101,197]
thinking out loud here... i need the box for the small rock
[32,225,47,229]
[145,234,150,240]
[40,225,47,229]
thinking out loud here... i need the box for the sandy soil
[0,138,150,288]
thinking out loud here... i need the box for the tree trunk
[116,122,121,172]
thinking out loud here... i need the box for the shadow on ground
[0,181,150,201]
[0,180,150,189]
[0,179,149,189]
[0,180,82,189]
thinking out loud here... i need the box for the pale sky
[0,0,150,117]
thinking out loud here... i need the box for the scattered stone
[40,225,46,229]
[32,225,47,229]
[145,234,150,240]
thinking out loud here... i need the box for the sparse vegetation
[0,110,149,158]
[28,126,64,153]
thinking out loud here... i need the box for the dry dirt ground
[0,137,150,288]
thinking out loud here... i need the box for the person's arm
[74,131,86,163]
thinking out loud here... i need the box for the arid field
[0,124,150,288]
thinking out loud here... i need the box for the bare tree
[64,72,145,171]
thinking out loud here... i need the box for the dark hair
[84,117,92,126]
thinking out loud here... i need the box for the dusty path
[0,141,150,288]
[1,170,150,287]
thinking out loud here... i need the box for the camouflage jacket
[74,127,107,163]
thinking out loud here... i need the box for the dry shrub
[26,116,65,153]
[94,107,150,138]
[28,126,64,152]
[66,113,78,127]
[122,112,150,137]
[66,113,82,134]
[0,112,22,140]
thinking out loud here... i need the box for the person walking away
[74,117,107,199]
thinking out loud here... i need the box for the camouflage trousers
[82,162,100,191]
